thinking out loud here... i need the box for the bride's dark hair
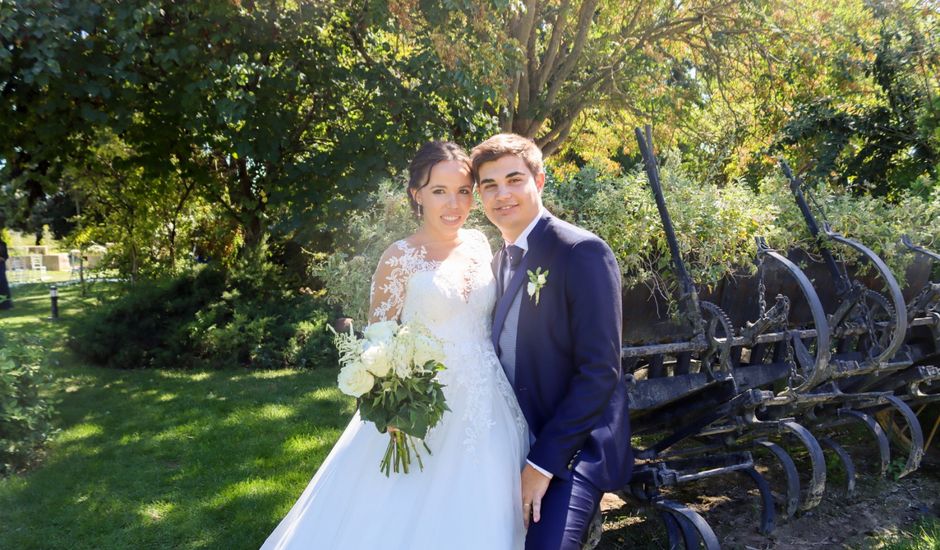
[407,141,471,217]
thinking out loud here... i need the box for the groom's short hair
[470,134,544,182]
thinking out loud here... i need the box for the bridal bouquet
[331,321,449,476]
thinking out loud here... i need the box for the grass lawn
[0,282,353,550]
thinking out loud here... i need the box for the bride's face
[412,160,474,237]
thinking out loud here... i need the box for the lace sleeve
[369,242,408,323]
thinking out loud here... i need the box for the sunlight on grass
[247,369,304,380]
[56,423,104,443]
[138,500,176,523]
[283,432,340,454]
[118,432,143,445]
[0,282,352,550]
[256,403,295,420]
[877,520,940,549]
[209,478,282,507]
[152,421,206,443]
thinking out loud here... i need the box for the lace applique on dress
[369,240,439,322]
[368,230,528,459]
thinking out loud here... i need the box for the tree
[395,0,770,155]
[1,0,499,261]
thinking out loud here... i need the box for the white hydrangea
[412,334,443,367]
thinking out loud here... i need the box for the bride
[260,141,529,549]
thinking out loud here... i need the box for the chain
[757,253,767,318]
[785,331,802,389]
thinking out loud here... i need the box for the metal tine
[838,409,891,477]
[881,395,924,476]
[659,511,684,550]
[653,500,721,550]
[756,440,801,519]
[742,467,776,535]
[782,421,827,511]
[819,436,857,496]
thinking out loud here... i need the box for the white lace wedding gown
[261,229,528,549]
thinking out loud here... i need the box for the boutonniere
[526,267,549,305]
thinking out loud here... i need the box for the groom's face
[477,155,545,242]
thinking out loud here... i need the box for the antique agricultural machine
[608,126,940,549]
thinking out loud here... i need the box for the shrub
[187,256,338,370]
[70,256,338,370]
[70,266,226,369]
[543,155,778,292]
[314,159,940,320]
[0,332,55,476]
[758,174,940,279]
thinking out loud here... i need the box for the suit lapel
[491,246,505,303]
[491,214,553,350]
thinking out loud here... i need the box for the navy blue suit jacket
[492,213,632,491]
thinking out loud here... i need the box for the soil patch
[598,463,940,549]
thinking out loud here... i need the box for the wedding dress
[261,229,528,550]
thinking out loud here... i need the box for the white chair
[10,257,27,284]
[29,255,48,282]
[69,250,83,281]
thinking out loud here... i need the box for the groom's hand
[521,464,551,528]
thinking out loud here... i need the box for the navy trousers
[525,470,602,550]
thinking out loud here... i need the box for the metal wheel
[580,506,604,550]
[852,289,898,360]
[699,301,734,376]
[877,402,940,467]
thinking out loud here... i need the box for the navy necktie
[503,244,524,293]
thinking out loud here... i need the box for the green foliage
[187,256,338,370]
[543,155,778,291]
[544,153,940,297]
[69,267,226,369]
[758,174,940,279]
[70,259,338,370]
[1,0,500,262]
[311,180,419,327]
[753,2,939,196]
[878,519,940,550]
[0,333,55,477]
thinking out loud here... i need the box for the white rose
[412,335,442,367]
[527,281,537,296]
[363,321,399,343]
[337,362,375,397]
[361,342,392,377]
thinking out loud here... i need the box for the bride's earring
[417,204,423,218]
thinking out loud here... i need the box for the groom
[472,134,632,549]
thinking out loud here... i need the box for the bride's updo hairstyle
[407,141,472,217]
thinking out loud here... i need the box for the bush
[545,156,940,292]
[758,175,940,279]
[187,256,338,370]
[70,266,226,369]
[70,256,338,370]
[543,155,778,292]
[314,158,940,320]
[0,332,55,476]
